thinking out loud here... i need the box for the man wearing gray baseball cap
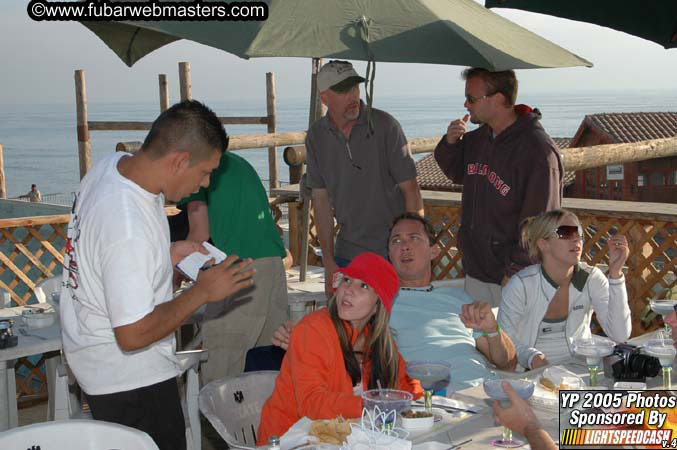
[305,60,424,299]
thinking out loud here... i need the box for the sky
[1,1,676,106]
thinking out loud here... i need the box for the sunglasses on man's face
[553,224,583,240]
[465,92,496,104]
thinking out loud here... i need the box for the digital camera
[603,343,660,382]
[0,319,18,349]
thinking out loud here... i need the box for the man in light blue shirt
[387,213,516,390]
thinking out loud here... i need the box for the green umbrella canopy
[82,0,592,69]
[486,0,677,50]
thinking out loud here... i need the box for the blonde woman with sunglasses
[497,209,631,370]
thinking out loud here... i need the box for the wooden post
[299,58,324,281]
[179,62,192,101]
[74,69,91,179]
[266,72,278,190]
[0,144,6,199]
[159,74,169,112]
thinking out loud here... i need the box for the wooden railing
[275,186,677,338]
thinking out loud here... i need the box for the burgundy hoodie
[434,105,563,284]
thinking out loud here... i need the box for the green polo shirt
[180,152,285,260]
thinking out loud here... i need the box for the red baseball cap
[335,252,400,315]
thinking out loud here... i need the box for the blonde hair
[328,294,399,389]
[520,209,580,262]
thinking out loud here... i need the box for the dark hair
[388,212,436,246]
[141,100,229,163]
[462,68,518,107]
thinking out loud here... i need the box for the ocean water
[1,90,675,199]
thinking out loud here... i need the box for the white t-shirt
[60,152,180,395]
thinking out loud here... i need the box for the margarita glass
[572,336,616,387]
[649,300,677,339]
[644,338,677,389]
[406,361,452,414]
[483,379,535,448]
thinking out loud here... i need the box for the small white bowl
[401,408,434,431]
[21,310,56,329]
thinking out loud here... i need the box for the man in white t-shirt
[60,100,255,450]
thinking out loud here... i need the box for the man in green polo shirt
[181,150,288,380]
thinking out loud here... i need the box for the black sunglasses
[553,224,583,240]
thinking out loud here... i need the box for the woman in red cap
[257,252,422,444]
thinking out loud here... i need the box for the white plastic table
[0,306,62,431]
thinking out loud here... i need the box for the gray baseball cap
[317,60,366,93]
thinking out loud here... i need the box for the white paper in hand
[176,241,227,281]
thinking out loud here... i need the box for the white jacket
[497,263,631,369]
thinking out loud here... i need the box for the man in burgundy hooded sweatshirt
[434,68,563,307]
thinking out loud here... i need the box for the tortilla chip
[309,417,354,444]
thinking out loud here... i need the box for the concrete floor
[17,400,229,450]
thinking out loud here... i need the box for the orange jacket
[257,309,422,445]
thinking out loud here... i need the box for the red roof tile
[585,112,677,143]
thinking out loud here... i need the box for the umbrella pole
[299,58,323,282]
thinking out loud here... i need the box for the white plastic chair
[54,350,208,450]
[199,370,279,449]
[0,419,159,449]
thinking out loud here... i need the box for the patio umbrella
[485,0,677,49]
[82,0,592,69]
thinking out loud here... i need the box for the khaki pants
[464,275,503,308]
[201,256,288,382]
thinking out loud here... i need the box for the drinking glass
[406,361,452,414]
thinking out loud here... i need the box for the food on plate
[539,376,571,393]
[402,409,433,418]
[309,417,354,445]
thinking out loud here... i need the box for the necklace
[400,285,434,292]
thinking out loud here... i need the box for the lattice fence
[0,216,69,307]
[289,199,677,338]
[0,215,69,402]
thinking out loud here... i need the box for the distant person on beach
[306,60,424,299]
[27,184,41,202]
[180,150,291,381]
[60,100,255,450]
[434,68,563,306]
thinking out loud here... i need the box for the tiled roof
[584,112,677,143]
[416,137,574,191]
